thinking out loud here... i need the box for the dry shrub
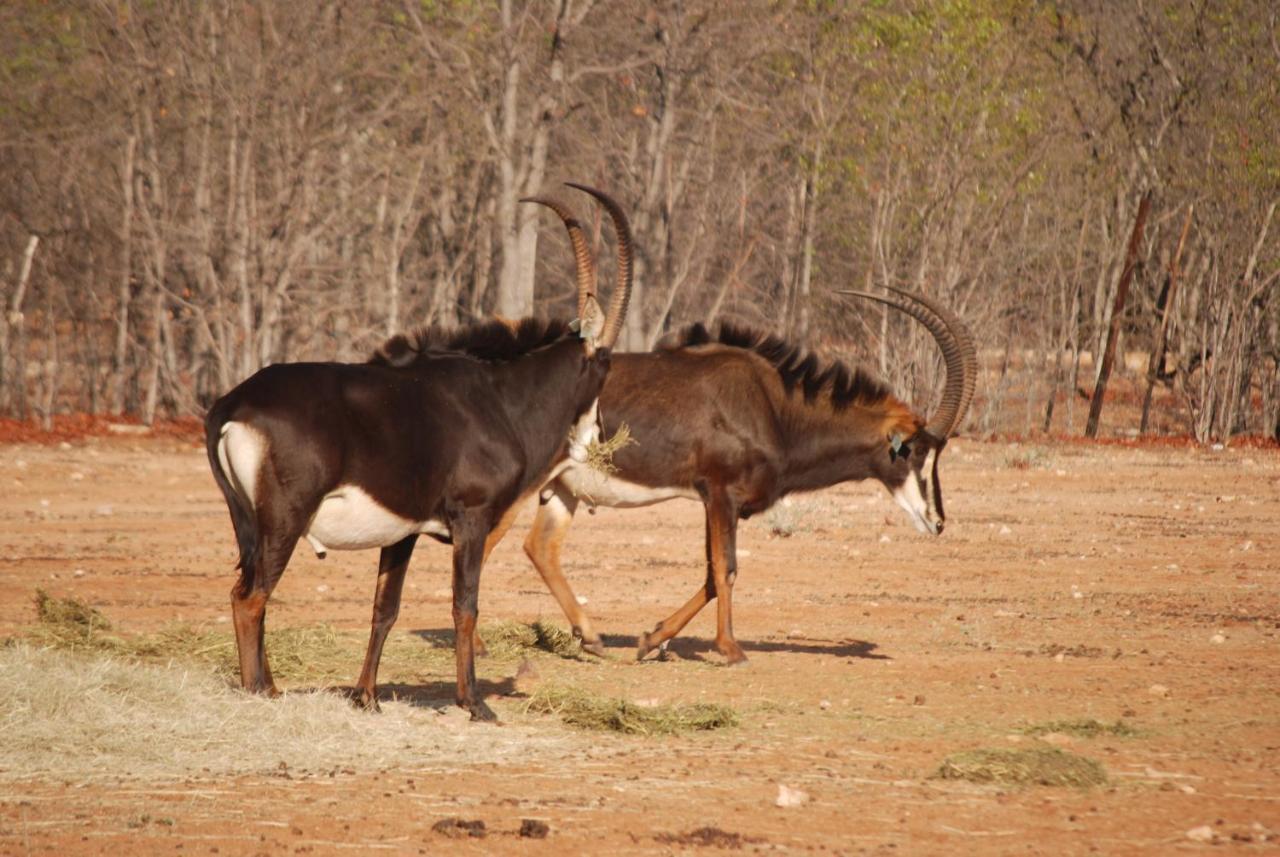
[935,747,1107,787]
[525,686,737,736]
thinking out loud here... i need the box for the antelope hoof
[468,700,498,723]
[657,640,672,662]
[719,644,748,667]
[580,637,607,658]
[355,689,381,713]
[635,630,657,661]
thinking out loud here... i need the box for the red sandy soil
[0,434,1277,855]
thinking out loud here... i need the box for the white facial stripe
[922,448,938,516]
[892,477,934,534]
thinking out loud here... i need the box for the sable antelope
[203,183,633,720]
[512,288,976,664]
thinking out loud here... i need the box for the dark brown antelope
[511,288,976,664]
[203,183,633,720]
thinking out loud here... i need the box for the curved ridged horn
[838,288,978,438]
[565,182,633,349]
[519,196,596,319]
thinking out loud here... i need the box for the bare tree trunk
[1,236,39,417]
[111,136,137,413]
[794,142,822,341]
[1140,204,1193,433]
[1086,191,1151,438]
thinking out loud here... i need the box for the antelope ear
[888,432,909,461]
[578,294,606,347]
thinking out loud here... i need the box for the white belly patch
[305,485,448,554]
[217,422,447,555]
[557,466,697,509]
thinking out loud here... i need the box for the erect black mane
[370,318,575,368]
[659,321,892,410]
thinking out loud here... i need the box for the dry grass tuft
[935,746,1107,787]
[525,686,737,736]
[1023,718,1139,739]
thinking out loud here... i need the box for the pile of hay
[525,686,737,736]
[935,747,1107,787]
[0,644,572,782]
[1023,718,1139,739]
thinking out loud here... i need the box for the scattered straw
[0,644,574,782]
[525,686,737,736]
[935,747,1107,787]
[531,619,581,658]
[1023,719,1139,739]
[584,422,636,476]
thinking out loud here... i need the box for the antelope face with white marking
[886,431,947,536]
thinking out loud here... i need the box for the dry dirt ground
[0,434,1277,855]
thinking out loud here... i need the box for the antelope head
[522,183,634,461]
[840,288,978,536]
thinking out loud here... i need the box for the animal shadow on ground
[602,633,890,662]
[407,626,888,663]
[320,678,517,711]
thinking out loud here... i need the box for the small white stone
[1240,540,1254,552]
[575,594,589,605]
[1179,784,1196,795]
[1072,590,1084,600]
[1053,652,1066,663]
[819,699,831,710]
[93,504,114,517]
[39,499,50,508]
[315,584,329,593]
[775,784,809,808]
[1149,683,1171,698]
[70,471,85,481]
[73,569,86,577]
[1185,825,1215,843]
[1210,634,1226,644]
[999,525,1012,535]
[738,549,751,557]
[216,616,230,624]
[879,534,891,543]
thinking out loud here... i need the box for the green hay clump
[1023,718,1139,739]
[32,589,125,652]
[584,422,636,476]
[467,620,538,659]
[525,686,737,736]
[531,619,581,658]
[935,747,1107,787]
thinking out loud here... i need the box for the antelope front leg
[636,490,745,665]
[706,492,746,665]
[452,521,496,722]
[353,535,417,712]
[525,482,605,655]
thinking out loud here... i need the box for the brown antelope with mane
[204,183,632,720]
[509,287,976,664]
